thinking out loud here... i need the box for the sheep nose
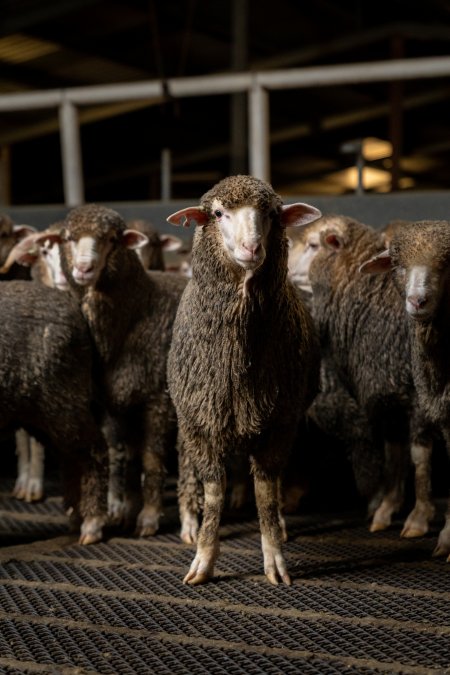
[75,262,94,274]
[242,242,261,256]
[407,294,428,310]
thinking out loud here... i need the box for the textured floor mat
[0,477,449,674]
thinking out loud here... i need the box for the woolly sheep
[360,219,450,558]
[286,214,384,504]
[308,215,436,537]
[0,280,109,543]
[53,204,188,537]
[166,174,322,586]
[0,217,49,503]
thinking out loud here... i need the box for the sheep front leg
[178,437,202,544]
[137,437,166,538]
[13,429,30,499]
[401,441,435,538]
[77,435,109,545]
[184,474,226,585]
[25,437,45,502]
[252,461,291,586]
[370,440,408,532]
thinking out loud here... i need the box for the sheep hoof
[12,481,27,500]
[25,481,44,503]
[262,536,291,586]
[433,526,450,558]
[183,548,217,585]
[180,512,199,544]
[266,570,292,586]
[138,525,158,538]
[401,525,427,539]
[183,569,212,585]
[369,520,390,533]
[79,516,105,545]
[79,532,102,545]
[136,508,161,538]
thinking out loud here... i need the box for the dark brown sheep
[1,221,70,503]
[167,174,322,586]
[309,216,436,538]
[0,281,109,543]
[55,204,188,537]
[360,219,450,558]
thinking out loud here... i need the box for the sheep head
[287,214,350,291]
[0,225,69,290]
[0,214,36,267]
[167,175,321,276]
[62,204,148,287]
[360,220,450,322]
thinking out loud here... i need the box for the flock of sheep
[0,174,448,586]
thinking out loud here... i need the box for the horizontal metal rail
[1,55,449,205]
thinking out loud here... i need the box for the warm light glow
[362,137,393,161]
[0,34,59,64]
[330,166,392,191]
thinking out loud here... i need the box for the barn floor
[0,473,449,675]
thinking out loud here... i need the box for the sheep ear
[33,231,64,247]
[12,224,37,240]
[122,229,149,249]
[0,233,42,272]
[167,207,209,228]
[359,250,393,275]
[321,230,345,251]
[280,203,322,228]
[160,234,183,252]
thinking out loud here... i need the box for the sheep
[127,218,183,271]
[0,223,70,502]
[166,174,322,586]
[307,215,436,538]
[49,203,188,537]
[0,213,36,281]
[286,214,384,504]
[0,280,109,543]
[360,219,450,558]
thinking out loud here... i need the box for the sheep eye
[214,210,223,219]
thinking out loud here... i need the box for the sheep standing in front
[0,281,109,543]
[308,216,436,537]
[55,204,188,537]
[167,175,321,586]
[360,219,450,558]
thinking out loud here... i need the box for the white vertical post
[248,81,270,182]
[59,97,84,207]
[161,147,172,200]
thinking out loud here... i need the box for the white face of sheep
[360,250,441,321]
[39,239,68,290]
[166,201,322,274]
[210,199,271,271]
[0,229,68,291]
[287,230,321,291]
[68,229,148,286]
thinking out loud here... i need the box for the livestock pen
[0,193,449,674]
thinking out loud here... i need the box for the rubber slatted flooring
[0,477,449,675]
